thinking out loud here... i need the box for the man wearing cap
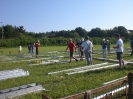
[113,33,126,68]
[81,36,93,65]
[65,39,78,63]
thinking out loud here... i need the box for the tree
[75,27,87,37]
[88,28,102,37]
[3,25,14,38]
[113,26,128,37]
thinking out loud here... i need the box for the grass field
[0,42,133,99]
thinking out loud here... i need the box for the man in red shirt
[65,39,78,63]
[35,40,40,58]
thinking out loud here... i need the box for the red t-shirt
[35,43,39,50]
[68,42,76,52]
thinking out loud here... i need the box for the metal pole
[1,22,3,39]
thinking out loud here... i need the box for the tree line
[0,25,132,47]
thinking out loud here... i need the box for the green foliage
[0,25,131,47]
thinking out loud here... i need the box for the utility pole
[1,22,3,39]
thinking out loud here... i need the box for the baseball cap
[85,36,89,39]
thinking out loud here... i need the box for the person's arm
[65,46,68,53]
[92,47,93,53]
[130,41,132,49]
[113,43,120,49]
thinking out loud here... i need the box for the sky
[0,0,133,33]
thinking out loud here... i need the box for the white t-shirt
[19,46,22,51]
[81,40,93,52]
[116,38,124,52]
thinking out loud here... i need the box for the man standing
[76,39,81,57]
[107,40,111,53]
[31,44,34,54]
[80,38,84,61]
[81,36,93,65]
[18,45,22,54]
[101,39,107,58]
[28,44,31,54]
[113,33,126,68]
[35,40,40,58]
[65,39,78,63]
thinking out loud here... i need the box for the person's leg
[121,59,125,67]
[103,49,106,58]
[80,51,84,61]
[84,51,90,65]
[131,49,133,56]
[102,49,104,57]
[78,48,81,57]
[117,52,123,68]
[36,50,38,58]
[109,47,110,52]
[120,53,125,67]
[69,52,72,62]
[105,49,107,58]
[88,53,92,65]
[72,52,78,61]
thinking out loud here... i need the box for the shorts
[70,52,74,57]
[116,52,122,60]
[36,50,38,55]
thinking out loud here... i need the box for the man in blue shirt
[31,44,34,54]
[101,39,107,58]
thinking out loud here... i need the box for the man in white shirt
[113,33,126,68]
[81,36,93,65]
[18,45,22,54]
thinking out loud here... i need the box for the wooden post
[128,72,133,99]
[84,91,91,99]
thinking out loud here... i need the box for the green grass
[0,43,133,99]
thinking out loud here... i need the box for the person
[31,44,34,54]
[18,45,22,54]
[76,40,81,57]
[107,40,111,53]
[81,36,93,65]
[130,38,133,56]
[65,39,78,63]
[101,39,107,58]
[28,44,31,54]
[35,40,40,58]
[80,38,84,61]
[113,33,126,68]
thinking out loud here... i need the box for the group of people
[66,33,126,69]
[18,40,40,58]
[65,36,93,65]
[18,34,126,69]
[28,44,35,54]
